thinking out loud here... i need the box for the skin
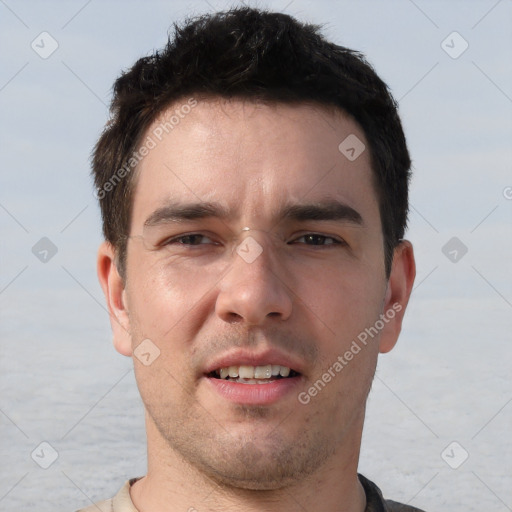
[98,99,415,512]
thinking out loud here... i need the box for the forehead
[130,99,378,229]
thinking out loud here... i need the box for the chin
[191,437,334,491]
[205,461,308,491]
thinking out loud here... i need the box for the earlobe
[379,240,416,354]
[97,242,133,357]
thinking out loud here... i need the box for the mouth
[203,349,305,405]
[207,364,301,384]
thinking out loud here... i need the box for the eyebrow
[143,199,363,227]
[280,201,363,225]
[144,202,229,227]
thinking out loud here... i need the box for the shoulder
[358,474,427,512]
[385,500,426,512]
[74,478,141,512]
[75,498,112,512]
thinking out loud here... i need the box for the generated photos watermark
[298,302,402,405]
[94,97,198,200]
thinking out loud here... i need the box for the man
[82,6,419,512]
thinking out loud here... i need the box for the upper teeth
[217,364,291,379]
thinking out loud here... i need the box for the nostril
[225,312,244,322]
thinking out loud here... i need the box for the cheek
[127,254,223,333]
[294,261,385,345]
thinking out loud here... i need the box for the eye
[291,234,343,246]
[165,234,217,246]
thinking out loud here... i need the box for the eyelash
[163,233,345,247]
[292,234,343,246]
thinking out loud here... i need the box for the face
[99,99,414,490]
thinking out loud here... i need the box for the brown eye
[293,234,341,246]
[166,234,216,246]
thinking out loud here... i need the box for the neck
[131,412,367,512]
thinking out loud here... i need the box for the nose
[215,233,293,325]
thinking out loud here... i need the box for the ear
[379,240,416,354]
[97,241,133,357]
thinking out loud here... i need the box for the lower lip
[205,376,302,405]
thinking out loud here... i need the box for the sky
[0,1,511,511]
